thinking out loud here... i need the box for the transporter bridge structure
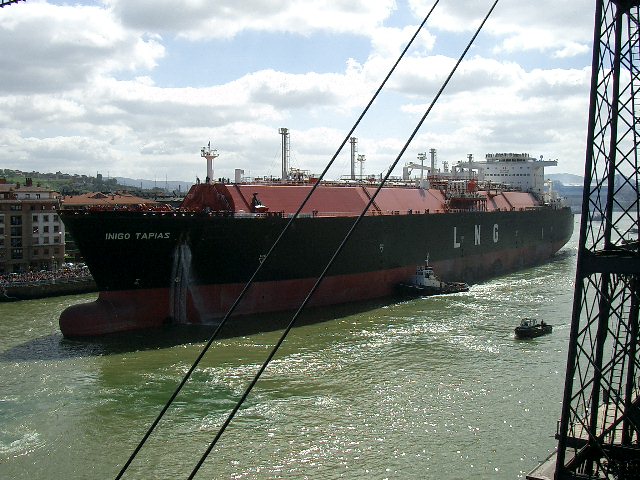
[530,1,640,478]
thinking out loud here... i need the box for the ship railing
[291,209,449,217]
[137,206,556,218]
[238,177,422,188]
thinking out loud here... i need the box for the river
[0,216,580,479]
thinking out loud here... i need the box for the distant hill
[114,177,194,193]
[547,173,584,185]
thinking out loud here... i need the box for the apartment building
[0,178,64,274]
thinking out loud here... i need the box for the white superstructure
[403,151,558,197]
[473,153,557,196]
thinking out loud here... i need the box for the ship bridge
[460,152,558,196]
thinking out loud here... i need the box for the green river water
[0,216,580,479]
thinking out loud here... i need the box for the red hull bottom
[59,242,566,337]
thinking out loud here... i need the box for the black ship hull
[59,206,574,336]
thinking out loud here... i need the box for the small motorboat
[396,263,469,297]
[514,318,552,339]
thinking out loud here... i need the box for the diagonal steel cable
[188,1,499,478]
[115,2,442,478]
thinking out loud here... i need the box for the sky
[0,0,595,183]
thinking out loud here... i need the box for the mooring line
[188,1,499,478]
[115,2,442,478]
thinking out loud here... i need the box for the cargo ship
[58,145,573,337]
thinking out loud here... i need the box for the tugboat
[396,261,469,297]
[514,318,552,339]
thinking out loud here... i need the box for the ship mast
[201,141,219,184]
[417,152,426,188]
[350,137,358,180]
[357,154,366,180]
[279,127,290,181]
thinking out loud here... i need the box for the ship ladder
[233,184,253,211]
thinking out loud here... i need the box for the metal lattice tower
[553,1,640,478]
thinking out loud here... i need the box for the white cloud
[410,0,592,58]
[0,0,597,181]
[369,25,437,59]
[106,0,397,39]
[0,2,164,94]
